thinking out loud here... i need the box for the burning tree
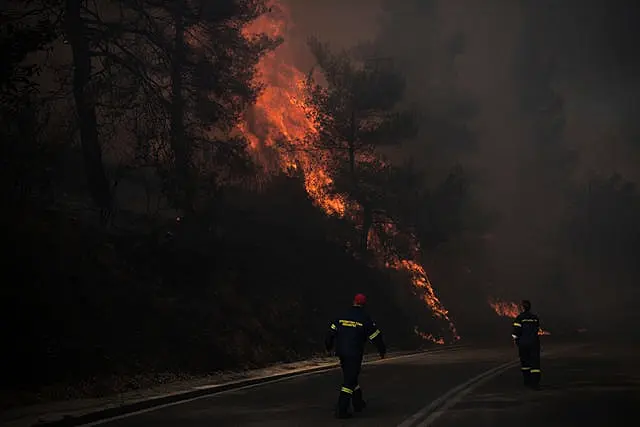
[239,1,460,343]
[18,0,280,219]
[247,10,457,342]
[302,38,459,341]
[108,0,281,215]
[304,37,417,251]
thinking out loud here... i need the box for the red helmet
[353,293,367,306]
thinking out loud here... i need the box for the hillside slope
[1,177,438,408]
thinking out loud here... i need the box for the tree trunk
[348,109,371,250]
[65,0,112,225]
[169,6,194,214]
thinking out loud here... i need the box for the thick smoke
[283,0,640,330]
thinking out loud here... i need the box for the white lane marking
[395,359,519,427]
[398,345,584,427]
[78,346,467,426]
[415,362,518,426]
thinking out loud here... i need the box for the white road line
[395,359,519,427]
[397,346,583,427]
[415,362,518,426]
[78,346,466,426]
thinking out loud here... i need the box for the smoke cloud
[281,0,640,330]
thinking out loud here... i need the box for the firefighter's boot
[352,386,367,413]
[335,388,352,419]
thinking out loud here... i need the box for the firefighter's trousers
[518,343,541,387]
[336,356,366,416]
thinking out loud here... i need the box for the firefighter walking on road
[512,299,542,389]
[325,293,386,419]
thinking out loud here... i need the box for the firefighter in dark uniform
[325,293,386,419]
[512,300,542,389]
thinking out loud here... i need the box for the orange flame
[414,326,445,345]
[241,1,457,343]
[488,298,520,318]
[241,3,348,217]
[388,257,458,341]
[488,298,551,336]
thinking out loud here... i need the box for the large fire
[489,298,551,336]
[241,1,458,343]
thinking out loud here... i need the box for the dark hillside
[0,176,435,408]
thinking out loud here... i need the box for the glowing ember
[241,1,457,343]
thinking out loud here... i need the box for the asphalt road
[434,340,640,427]
[87,340,639,427]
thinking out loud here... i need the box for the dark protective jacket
[325,305,386,359]
[512,310,541,347]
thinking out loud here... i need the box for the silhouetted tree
[0,5,57,204]
[305,38,417,250]
[7,1,277,221]
[0,6,55,104]
[386,163,487,253]
[110,0,280,215]
[63,0,115,224]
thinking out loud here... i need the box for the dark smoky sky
[286,0,640,321]
[288,0,640,176]
[542,0,640,180]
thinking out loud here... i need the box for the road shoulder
[1,348,441,427]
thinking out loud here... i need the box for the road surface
[86,340,639,427]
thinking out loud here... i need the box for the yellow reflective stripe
[521,367,531,370]
[330,323,337,330]
[530,369,541,373]
[513,322,522,327]
[339,320,363,328]
[341,386,353,394]
[369,329,381,340]
[522,318,538,322]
